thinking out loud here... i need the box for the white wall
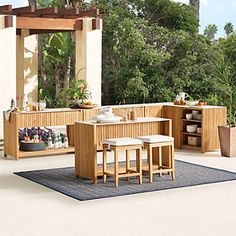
[75,18,102,105]
[0,16,16,139]
[16,30,38,106]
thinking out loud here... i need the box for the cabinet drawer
[51,111,83,126]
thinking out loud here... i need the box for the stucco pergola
[0,4,102,138]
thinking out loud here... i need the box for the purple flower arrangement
[18,127,56,143]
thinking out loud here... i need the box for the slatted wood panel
[17,112,51,128]
[50,111,83,125]
[3,113,19,158]
[144,105,163,117]
[75,123,97,181]
[83,108,99,121]
[113,106,145,118]
[96,122,163,150]
[201,108,227,153]
[162,106,182,148]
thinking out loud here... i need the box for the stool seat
[138,135,174,144]
[103,137,143,146]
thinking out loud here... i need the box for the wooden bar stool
[138,135,175,183]
[103,137,143,187]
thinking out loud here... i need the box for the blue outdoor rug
[14,160,236,201]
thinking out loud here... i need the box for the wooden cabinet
[4,109,84,160]
[3,103,227,160]
[163,105,227,153]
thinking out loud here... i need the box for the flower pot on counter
[218,126,236,157]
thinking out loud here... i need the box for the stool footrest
[104,170,141,177]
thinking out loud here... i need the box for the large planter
[19,141,46,152]
[218,126,236,157]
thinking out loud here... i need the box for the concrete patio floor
[1,149,236,236]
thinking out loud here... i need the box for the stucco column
[16,30,38,106]
[0,16,16,139]
[75,18,102,105]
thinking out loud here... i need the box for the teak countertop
[76,117,171,126]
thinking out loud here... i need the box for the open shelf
[182,132,201,137]
[182,144,201,150]
[18,146,75,158]
[182,119,202,123]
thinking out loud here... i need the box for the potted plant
[60,79,91,108]
[215,57,236,157]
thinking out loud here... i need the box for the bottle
[54,136,59,149]
[10,98,15,110]
[64,135,69,148]
[22,94,28,111]
[58,135,62,148]
[48,135,53,149]
[130,110,137,121]
[24,129,30,142]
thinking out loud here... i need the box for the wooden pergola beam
[16,16,76,31]
[11,6,35,15]
[0,5,99,19]
[4,15,13,28]
[0,5,12,14]
[36,7,58,15]
[28,29,73,35]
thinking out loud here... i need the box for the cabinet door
[144,105,163,117]
[201,108,227,153]
[51,111,83,126]
[162,106,182,148]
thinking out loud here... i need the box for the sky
[1,0,236,37]
[172,0,236,37]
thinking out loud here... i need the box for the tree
[204,24,218,41]
[224,22,234,36]
[213,56,236,125]
[189,0,200,21]
[28,0,36,7]
[43,33,74,101]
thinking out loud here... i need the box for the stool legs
[126,150,130,181]
[159,146,162,177]
[103,145,143,187]
[103,145,107,184]
[136,148,142,184]
[146,142,175,182]
[147,146,153,183]
[114,150,119,187]
[171,144,175,180]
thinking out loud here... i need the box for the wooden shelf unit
[18,146,75,158]
[3,109,85,160]
[182,144,201,151]
[182,119,202,123]
[182,132,201,137]
[163,105,227,153]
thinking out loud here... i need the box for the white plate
[97,116,122,123]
